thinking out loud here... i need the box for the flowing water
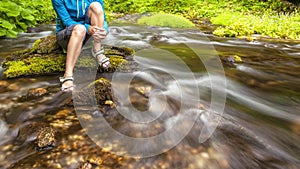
[0,23,300,169]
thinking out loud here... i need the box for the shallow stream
[0,23,300,169]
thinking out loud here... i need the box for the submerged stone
[36,126,57,150]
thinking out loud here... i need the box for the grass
[137,13,195,28]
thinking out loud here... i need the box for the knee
[72,25,86,38]
[89,2,103,16]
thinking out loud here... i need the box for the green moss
[233,55,242,63]
[76,54,130,73]
[32,35,61,54]
[88,77,111,88]
[104,55,129,72]
[106,46,135,57]
[4,55,66,78]
[76,57,97,68]
[137,13,195,28]
[31,38,42,53]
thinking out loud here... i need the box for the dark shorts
[56,24,91,50]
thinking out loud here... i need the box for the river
[0,23,300,169]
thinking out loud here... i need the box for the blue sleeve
[52,0,80,27]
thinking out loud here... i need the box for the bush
[0,0,56,38]
[0,0,36,37]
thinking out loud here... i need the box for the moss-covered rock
[2,54,66,78]
[2,36,136,78]
[106,46,135,58]
[73,77,118,113]
[99,55,129,73]
[32,35,61,54]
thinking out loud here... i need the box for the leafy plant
[0,0,36,37]
[0,0,55,38]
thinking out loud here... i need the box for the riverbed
[0,23,300,169]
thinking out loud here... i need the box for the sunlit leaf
[6,29,18,38]
[0,27,6,36]
[17,21,27,30]
[21,10,35,21]
[0,19,15,29]
[6,10,20,17]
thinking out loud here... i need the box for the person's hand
[89,26,107,42]
[88,25,97,35]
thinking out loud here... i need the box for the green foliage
[13,0,56,24]
[105,0,300,39]
[137,13,195,28]
[0,0,36,38]
[0,0,55,38]
[212,11,300,39]
[1,0,299,39]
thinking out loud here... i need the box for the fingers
[91,26,106,42]
[92,30,107,42]
[89,26,105,34]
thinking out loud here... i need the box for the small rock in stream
[36,126,57,151]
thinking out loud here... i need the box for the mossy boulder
[106,46,135,58]
[73,77,118,115]
[32,35,62,54]
[1,36,135,78]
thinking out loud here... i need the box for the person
[52,0,110,92]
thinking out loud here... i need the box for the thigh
[56,25,76,50]
[56,25,91,49]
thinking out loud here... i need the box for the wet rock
[0,80,9,92]
[36,126,57,150]
[226,55,243,63]
[2,36,135,78]
[27,27,43,33]
[87,157,102,166]
[27,87,48,98]
[150,34,170,41]
[15,122,47,146]
[17,87,49,102]
[7,83,19,91]
[31,35,62,54]
[0,120,8,140]
[78,162,92,169]
[106,46,135,59]
[290,121,300,136]
[48,109,77,130]
[73,78,117,107]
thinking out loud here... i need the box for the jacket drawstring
[77,0,85,18]
[76,0,79,18]
[82,0,85,15]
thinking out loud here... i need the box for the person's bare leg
[88,2,104,52]
[63,25,86,91]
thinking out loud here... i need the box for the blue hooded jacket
[52,0,109,34]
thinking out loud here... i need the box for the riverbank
[1,0,299,40]
[105,0,300,40]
